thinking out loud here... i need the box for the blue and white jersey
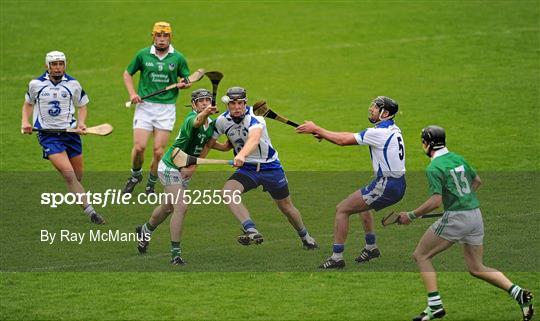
[25,71,89,129]
[212,106,281,170]
[354,119,405,178]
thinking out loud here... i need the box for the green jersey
[162,111,215,169]
[126,45,190,104]
[426,150,480,211]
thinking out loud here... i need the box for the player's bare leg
[320,191,369,269]
[49,152,104,224]
[462,244,534,320]
[146,128,170,194]
[223,179,250,222]
[123,128,152,194]
[223,179,262,245]
[132,128,152,170]
[69,154,84,182]
[274,196,318,249]
[410,229,453,320]
[463,244,512,288]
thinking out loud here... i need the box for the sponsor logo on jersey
[168,63,175,71]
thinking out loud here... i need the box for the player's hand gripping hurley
[171,148,259,169]
[381,211,444,227]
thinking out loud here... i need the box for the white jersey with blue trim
[353,119,406,178]
[25,72,89,129]
[212,106,281,170]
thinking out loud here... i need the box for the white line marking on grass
[3,27,537,82]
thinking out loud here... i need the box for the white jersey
[25,72,89,129]
[213,106,281,170]
[353,119,406,178]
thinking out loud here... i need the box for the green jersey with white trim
[126,45,190,104]
[426,150,480,211]
[162,111,215,169]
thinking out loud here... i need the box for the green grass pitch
[1,1,538,320]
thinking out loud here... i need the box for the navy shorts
[360,176,406,211]
[38,132,82,159]
[229,168,289,200]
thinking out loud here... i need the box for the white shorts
[133,101,176,131]
[430,208,484,245]
[157,159,190,188]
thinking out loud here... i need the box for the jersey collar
[375,119,394,128]
[150,45,175,58]
[431,147,449,161]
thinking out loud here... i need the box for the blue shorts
[38,132,82,159]
[230,167,289,200]
[360,176,406,211]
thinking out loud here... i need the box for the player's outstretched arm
[193,106,218,128]
[296,121,357,146]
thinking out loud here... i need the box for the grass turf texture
[1,1,538,320]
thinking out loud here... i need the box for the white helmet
[45,51,66,67]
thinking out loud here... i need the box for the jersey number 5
[450,165,471,196]
[397,136,404,160]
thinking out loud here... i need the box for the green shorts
[430,208,484,245]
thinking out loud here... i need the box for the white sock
[84,205,96,217]
[331,252,344,261]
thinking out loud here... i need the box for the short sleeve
[178,56,190,79]
[126,52,142,75]
[354,128,381,147]
[25,80,37,104]
[426,167,443,195]
[73,81,89,107]
[248,115,264,131]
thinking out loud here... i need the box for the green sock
[147,173,158,187]
[428,291,443,310]
[171,241,181,258]
[142,222,156,235]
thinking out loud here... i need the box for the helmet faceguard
[45,51,66,81]
[369,96,399,124]
[191,89,212,112]
[223,87,248,123]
